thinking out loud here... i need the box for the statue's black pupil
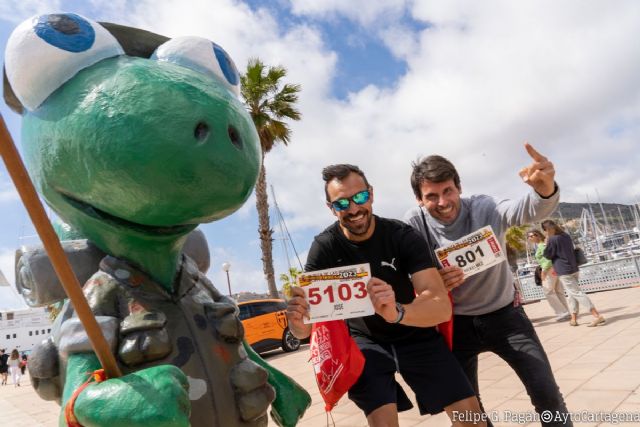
[48,14,80,35]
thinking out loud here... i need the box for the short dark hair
[410,155,461,199]
[541,219,564,234]
[322,164,370,202]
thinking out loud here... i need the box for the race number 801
[307,281,367,305]
[454,246,484,268]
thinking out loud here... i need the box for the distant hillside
[549,202,639,231]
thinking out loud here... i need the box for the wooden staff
[0,114,121,379]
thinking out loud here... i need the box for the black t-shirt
[305,215,439,343]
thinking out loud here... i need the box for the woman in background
[528,229,570,321]
[542,219,605,327]
[8,348,21,387]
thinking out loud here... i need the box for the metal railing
[517,255,640,303]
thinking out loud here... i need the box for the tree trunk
[255,158,278,298]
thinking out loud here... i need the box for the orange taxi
[238,299,300,354]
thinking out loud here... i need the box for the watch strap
[392,302,405,324]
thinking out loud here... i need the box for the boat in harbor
[515,204,640,304]
[0,269,53,354]
[578,205,640,262]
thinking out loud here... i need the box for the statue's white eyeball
[152,36,240,97]
[5,13,124,111]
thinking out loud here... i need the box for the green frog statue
[3,13,309,427]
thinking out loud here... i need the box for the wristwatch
[391,302,405,324]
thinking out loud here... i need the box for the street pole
[222,262,232,297]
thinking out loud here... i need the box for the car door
[238,303,258,345]
[250,302,278,344]
[271,301,288,331]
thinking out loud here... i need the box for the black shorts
[348,333,475,416]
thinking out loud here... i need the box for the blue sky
[1,0,639,297]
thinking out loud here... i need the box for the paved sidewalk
[1,286,639,426]
[0,373,59,426]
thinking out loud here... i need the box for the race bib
[435,226,505,277]
[298,263,374,324]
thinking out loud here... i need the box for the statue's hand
[72,365,190,427]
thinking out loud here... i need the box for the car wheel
[281,327,301,352]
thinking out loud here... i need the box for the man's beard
[340,209,372,236]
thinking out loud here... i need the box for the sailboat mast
[556,206,566,226]
[617,205,627,230]
[271,185,291,268]
[586,194,601,252]
[632,205,640,230]
[270,185,303,270]
[595,188,610,234]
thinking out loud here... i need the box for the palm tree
[241,58,301,299]
[505,224,530,271]
[505,224,529,253]
[47,301,64,322]
[279,267,303,298]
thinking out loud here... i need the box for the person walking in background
[542,219,605,327]
[8,349,21,387]
[0,349,8,385]
[528,229,571,321]
[20,353,28,375]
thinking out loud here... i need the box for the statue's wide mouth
[59,192,195,236]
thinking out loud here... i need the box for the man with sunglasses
[404,144,572,426]
[286,164,486,427]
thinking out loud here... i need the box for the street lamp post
[222,262,232,297]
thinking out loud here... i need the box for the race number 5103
[307,281,368,305]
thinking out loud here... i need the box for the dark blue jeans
[453,303,572,427]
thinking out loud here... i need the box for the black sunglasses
[330,190,370,211]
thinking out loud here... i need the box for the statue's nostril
[194,122,210,142]
[228,125,243,150]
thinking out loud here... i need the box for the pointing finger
[518,167,529,181]
[524,142,547,162]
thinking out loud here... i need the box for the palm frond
[240,58,301,153]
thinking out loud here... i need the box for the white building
[0,269,53,353]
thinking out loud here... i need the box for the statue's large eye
[4,13,123,111]
[152,36,240,97]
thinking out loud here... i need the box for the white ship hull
[0,307,53,353]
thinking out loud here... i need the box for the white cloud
[233,192,256,220]
[289,0,410,26]
[0,248,15,287]
[379,25,420,60]
[0,0,61,23]
[0,182,18,203]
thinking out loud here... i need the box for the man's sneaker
[570,318,578,326]
[555,313,571,322]
[587,316,606,327]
